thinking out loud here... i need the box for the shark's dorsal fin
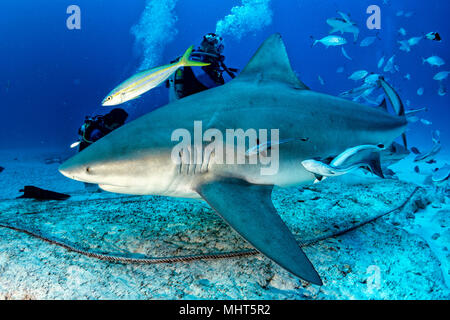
[237,33,309,90]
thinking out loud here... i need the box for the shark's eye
[86,167,91,173]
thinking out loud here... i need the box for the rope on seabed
[0,187,421,265]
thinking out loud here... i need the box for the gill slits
[177,143,215,176]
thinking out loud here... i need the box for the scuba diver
[166,33,238,101]
[77,108,129,152]
[76,108,128,192]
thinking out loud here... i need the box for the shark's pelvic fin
[237,33,310,90]
[195,178,322,285]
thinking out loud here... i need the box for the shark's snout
[58,159,86,181]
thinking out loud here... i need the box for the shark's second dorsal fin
[237,33,309,90]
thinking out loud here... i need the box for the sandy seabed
[0,148,448,300]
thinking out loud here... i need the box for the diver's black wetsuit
[169,51,236,100]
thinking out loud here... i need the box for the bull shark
[59,34,407,285]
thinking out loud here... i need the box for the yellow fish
[102,46,209,106]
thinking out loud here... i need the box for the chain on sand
[0,187,420,265]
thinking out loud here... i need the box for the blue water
[1,0,449,150]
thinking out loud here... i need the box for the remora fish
[59,34,407,285]
[412,131,441,162]
[102,46,210,106]
[303,144,385,183]
[432,164,450,182]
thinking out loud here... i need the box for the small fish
[405,107,427,117]
[396,11,404,17]
[405,12,414,18]
[102,46,210,106]
[326,16,359,43]
[398,28,407,36]
[404,74,411,80]
[425,32,441,42]
[340,83,376,99]
[407,116,419,123]
[360,36,377,47]
[398,40,411,52]
[384,55,397,73]
[318,75,325,85]
[432,164,450,182]
[70,141,81,149]
[422,56,445,67]
[438,83,447,96]
[408,36,422,47]
[377,56,385,69]
[433,71,450,81]
[364,73,381,84]
[337,11,352,23]
[348,70,369,81]
[420,119,432,125]
[313,35,347,47]
[336,67,345,73]
[417,87,424,96]
[341,46,352,60]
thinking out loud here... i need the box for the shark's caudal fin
[378,77,408,148]
[196,178,323,285]
[237,33,310,90]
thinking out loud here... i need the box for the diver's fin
[180,45,210,68]
[196,178,322,285]
[237,33,309,90]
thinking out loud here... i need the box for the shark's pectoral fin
[195,178,322,285]
[366,152,384,179]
